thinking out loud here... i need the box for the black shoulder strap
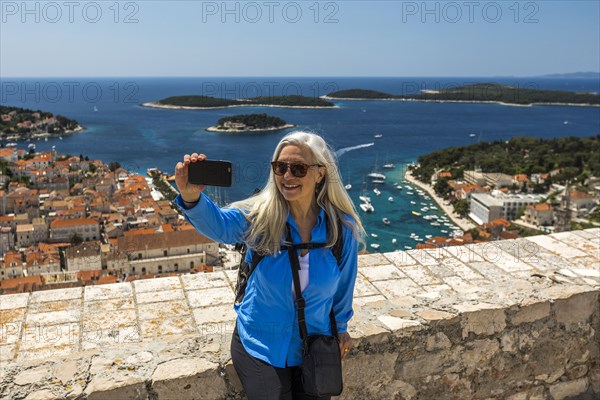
[241,215,345,281]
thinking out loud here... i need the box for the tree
[452,199,469,217]
[109,161,121,172]
[433,178,452,198]
[70,233,83,246]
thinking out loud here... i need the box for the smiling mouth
[283,183,300,189]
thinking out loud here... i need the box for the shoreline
[320,96,600,108]
[1,124,85,142]
[403,168,477,233]
[141,102,338,110]
[205,124,295,133]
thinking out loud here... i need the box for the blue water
[1,77,599,252]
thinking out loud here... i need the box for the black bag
[285,225,343,397]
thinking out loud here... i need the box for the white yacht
[367,172,386,180]
[371,233,378,238]
[391,238,397,244]
[388,196,394,202]
[360,203,374,213]
[382,163,395,169]
[359,195,371,203]
[370,243,380,249]
[344,184,352,190]
[373,188,381,196]
[382,218,391,225]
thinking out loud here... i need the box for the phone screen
[188,160,232,187]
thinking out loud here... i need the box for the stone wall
[0,229,598,400]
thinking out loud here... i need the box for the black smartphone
[188,160,232,187]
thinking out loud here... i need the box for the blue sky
[1,0,599,77]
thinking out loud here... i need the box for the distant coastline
[206,124,295,133]
[142,102,336,110]
[324,84,600,108]
[320,96,600,108]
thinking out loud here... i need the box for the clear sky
[1,0,599,77]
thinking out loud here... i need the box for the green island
[206,113,294,133]
[143,95,335,109]
[409,135,600,232]
[0,105,82,142]
[326,83,600,106]
[411,135,600,187]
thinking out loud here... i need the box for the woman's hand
[175,153,206,203]
[338,332,352,360]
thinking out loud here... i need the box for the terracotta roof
[527,203,553,211]
[0,275,44,291]
[98,276,118,284]
[570,190,594,200]
[51,217,99,229]
[117,230,214,252]
[514,174,529,182]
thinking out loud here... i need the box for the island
[206,113,294,133]
[142,95,336,110]
[0,105,83,142]
[324,83,600,107]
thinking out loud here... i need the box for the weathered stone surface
[53,360,78,384]
[14,366,51,385]
[85,374,147,400]
[24,389,57,400]
[554,291,598,327]
[460,307,506,338]
[426,332,452,352]
[151,358,227,400]
[548,377,589,399]
[510,301,551,326]
[461,339,500,368]
[341,352,399,398]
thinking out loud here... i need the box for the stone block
[377,315,422,332]
[187,287,233,308]
[14,365,51,385]
[0,293,29,310]
[460,307,506,338]
[30,287,82,303]
[359,264,406,281]
[136,289,186,304]
[151,358,227,400]
[54,360,78,384]
[133,276,182,293]
[342,352,398,393]
[548,378,589,400]
[85,374,147,400]
[224,360,243,394]
[24,389,57,400]
[510,301,551,326]
[181,272,229,290]
[84,283,133,302]
[426,332,452,352]
[554,291,599,327]
[461,339,500,367]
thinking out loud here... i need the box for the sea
[1,77,599,252]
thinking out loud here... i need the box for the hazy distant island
[206,113,294,133]
[143,95,335,109]
[536,72,599,79]
[0,105,83,142]
[324,83,600,107]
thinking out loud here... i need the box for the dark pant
[231,326,331,400]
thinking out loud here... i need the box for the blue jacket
[175,193,358,368]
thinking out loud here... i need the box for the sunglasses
[271,161,323,178]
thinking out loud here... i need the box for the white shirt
[292,253,310,300]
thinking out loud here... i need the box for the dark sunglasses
[271,161,322,178]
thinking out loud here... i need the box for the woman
[174,131,364,399]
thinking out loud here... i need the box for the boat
[372,179,386,184]
[407,191,414,195]
[404,245,411,249]
[382,218,390,225]
[430,222,441,226]
[395,185,403,190]
[388,196,394,202]
[411,211,421,216]
[382,163,395,169]
[469,133,477,137]
[360,203,374,213]
[391,238,397,244]
[373,188,381,196]
[94,106,98,112]
[371,233,378,238]
[5,143,17,147]
[441,229,448,233]
[59,136,63,140]
[367,172,386,180]
[344,184,352,190]
[359,195,371,203]
[374,133,383,138]
[370,243,380,249]
[425,234,432,239]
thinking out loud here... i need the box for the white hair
[230,131,365,254]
